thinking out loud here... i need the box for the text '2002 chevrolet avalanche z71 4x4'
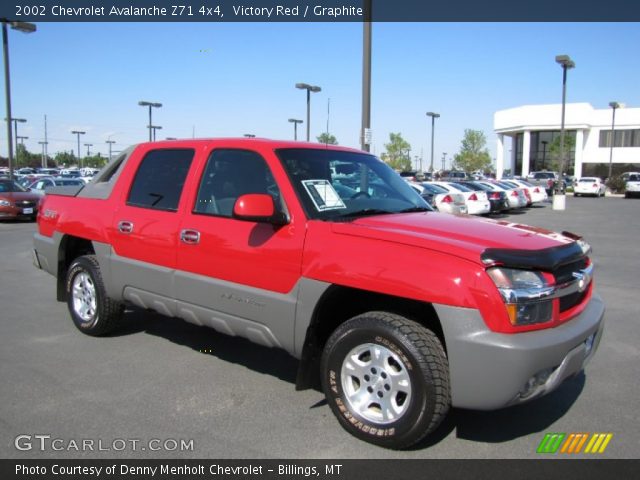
[33,139,604,449]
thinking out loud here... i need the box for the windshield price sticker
[302,180,346,211]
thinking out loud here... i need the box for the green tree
[452,129,492,174]
[317,132,338,145]
[15,144,45,168]
[54,151,77,168]
[381,132,412,172]
[547,134,576,174]
[83,154,108,168]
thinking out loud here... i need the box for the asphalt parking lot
[1,195,638,459]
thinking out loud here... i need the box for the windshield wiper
[333,208,395,220]
[397,206,431,213]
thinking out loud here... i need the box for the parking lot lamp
[71,130,85,168]
[608,102,624,180]
[555,55,575,190]
[288,118,303,141]
[138,101,162,142]
[426,112,440,172]
[2,20,36,180]
[295,83,321,142]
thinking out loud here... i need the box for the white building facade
[494,103,640,179]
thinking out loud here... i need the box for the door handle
[180,229,200,245]
[118,221,134,234]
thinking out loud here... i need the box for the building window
[515,130,576,175]
[599,129,640,148]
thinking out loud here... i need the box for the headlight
[0,199,12,207]
[487,267,554,326]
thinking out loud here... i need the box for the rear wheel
[321,312,450,449]
[65,255,124,336]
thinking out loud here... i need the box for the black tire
[625,192,629,198]
[321,312,450,449]
[65,255,124,336]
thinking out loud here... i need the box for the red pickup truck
[33,139,604,449]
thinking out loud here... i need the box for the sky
[3,21,640,169]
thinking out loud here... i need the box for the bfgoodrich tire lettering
[321,312,451,449]
[65,255,124,336]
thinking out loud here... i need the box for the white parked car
[477,181,525,209]
[574,177,606,197]
[625,173,640,198]
[506,178,548,204]
[430,181,490,215]
[409,182,468,215]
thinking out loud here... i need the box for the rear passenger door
[109,147,196,314]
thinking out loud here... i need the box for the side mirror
[233,194,288,225]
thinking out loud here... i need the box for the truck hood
[331,212,576,265]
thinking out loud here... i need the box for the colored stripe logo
[537,433,613,454]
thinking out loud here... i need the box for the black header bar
[2,0,640,22]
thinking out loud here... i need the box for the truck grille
[554,257,589,312]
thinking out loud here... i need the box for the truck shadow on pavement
[114,307,586,450]
[411,372,586,449]
[112,307,299,385]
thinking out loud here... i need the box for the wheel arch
[295,284,445,391]
[56,235,95,301]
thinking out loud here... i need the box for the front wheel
[321,312,450,449]
[65,255,124,336]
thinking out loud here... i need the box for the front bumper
[436,293,604,410]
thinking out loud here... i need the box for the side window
[194,149,280,217]
[127,149,194,212]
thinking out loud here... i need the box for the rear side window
[127,149,194,212]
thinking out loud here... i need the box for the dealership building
[494,103,640,179]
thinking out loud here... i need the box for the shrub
[606,176,626,194]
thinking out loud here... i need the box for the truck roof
[134,137,367,154]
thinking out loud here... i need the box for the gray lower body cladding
[437,293,605,410]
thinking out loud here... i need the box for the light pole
[138,100,162,141]
[541,140,548,170]
[84,143,93,158]
[295,83,321,142]
[288,118,303,140]
[555,54,575,193]
[71,130,85,168]
[106,140,115,161]
[5,117,26,161]
[361,0,372,152]
[608,101,624,180]
[442,152,447,171]
[2,20,36,180]
[150,125,162,141]
[38,140,47,168]
[426,112,440,172]
[16,134,27,166]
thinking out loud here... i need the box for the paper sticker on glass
[301,179,346,211]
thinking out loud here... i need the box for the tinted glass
[194,149,281,218]
[127,149,194,211]
[0,180,28,193]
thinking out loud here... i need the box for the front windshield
[276,148,430,220]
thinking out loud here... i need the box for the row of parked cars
[0,167,97,221]
[406,177,549,215]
